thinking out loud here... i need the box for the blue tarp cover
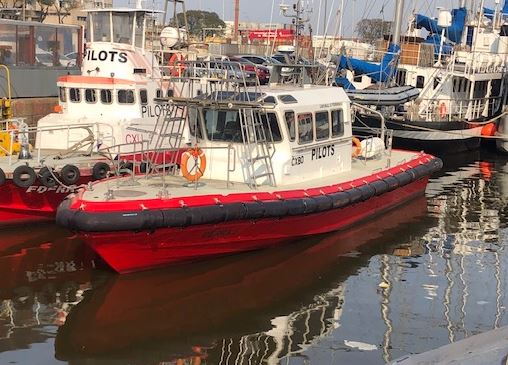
[336,43,400,84]
[415,7,467,44]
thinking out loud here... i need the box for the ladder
[145,103,188,175]
[239,108,276,188]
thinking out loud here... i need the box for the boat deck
[81,149,425,203]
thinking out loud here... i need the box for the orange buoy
[481,122,496,136]
[439,102,447,118]
[181,147,207,182]
[352,137,362,158]
[168,53,187,77]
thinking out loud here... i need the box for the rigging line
[266,0,276,57]
[319,0,337,58]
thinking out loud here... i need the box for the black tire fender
[60,164,80,185]
[12,165,36,188]
[38,167,58,188]
[92,162,110,180]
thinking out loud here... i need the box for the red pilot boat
[0,7,181,224]
[56,63,443,273]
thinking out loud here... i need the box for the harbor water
[1,150,508,364]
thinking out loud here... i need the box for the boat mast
[392,0,404,47]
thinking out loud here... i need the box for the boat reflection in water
[55,195,430,364]
[0,225,95,354]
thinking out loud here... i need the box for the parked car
[228,56,270,85]
[36,47,75,67]
[186,59,258,85]
[235,54,283,71]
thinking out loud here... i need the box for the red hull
[0,178,89,224]
[84,177,429,273]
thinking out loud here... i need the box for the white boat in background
[333,0,508,154]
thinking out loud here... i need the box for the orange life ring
[352,137,362,158]
[439,102,447,118]
[181,147,207,182]
[168,53,187,77]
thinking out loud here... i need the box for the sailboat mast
[392,0,404,46]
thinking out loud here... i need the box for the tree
[52,0,79,24]
[34,0,79,23]
[171,10,225,38]
[355,18,393,44]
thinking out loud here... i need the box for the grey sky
[127,0,501,36]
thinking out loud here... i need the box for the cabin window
[416,75,425,89]
[203,109,281,143]
[258,112,282,142]
[69,88,81,102]
[285,111,296,142]
[353,74,363,83]
[140,89,148,104]
[112,12,134,44]
[315,111,330,140]
[298,113,314,144]
[59,87,66,102]
[396,69,406,86]
[331,109,344,137]
[263,96,277,104]
[279,95,297,104]
[156,89,162,98]
[100,89,112,104]
[203,108,242,142]
[92,12,111,42]
[118,89,135,104]
[167,89,174,97]
[85,89,97,103]
[188,107,203,140]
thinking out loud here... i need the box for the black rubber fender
[430,158,444,173]
[345,188,363,205]
[189,205,227,225]
[12,165,36,188]
[370,179,390,196]
[413,164,430,179]
[394,171,412,186]
[285,199,307,216]
[223,202,248,221]
[357,184,376,201]
[162,208,191,227]
[329,191,350,208]
[243,201,266,219]
[384,176,400,191]
[60,164,80,185]
[92,162,110,181]
[0,168,5,186]
[38,167,58,188]
[262,200,289,218]
[139,210,164,230]
[302,197,318,214]
[313,195,333,212]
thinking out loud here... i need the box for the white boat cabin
[181,83,353,186]
[36,7,173,151]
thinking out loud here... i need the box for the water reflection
[1,152,508,365]
[0,225,95,355]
